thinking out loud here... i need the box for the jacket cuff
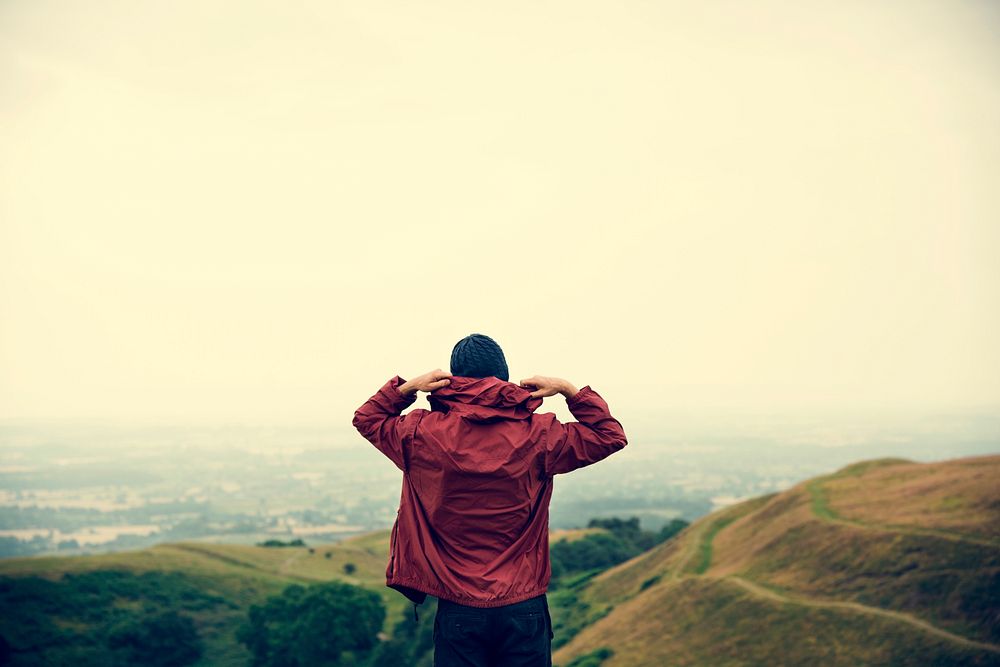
[384,375,418,407]
[566,385,594,407]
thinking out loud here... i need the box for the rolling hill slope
[553,455,1000,667]
[0,531,398,666]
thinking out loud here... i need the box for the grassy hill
[0,523,633,666]
[552,454,1000,666]
[0,531,398,665]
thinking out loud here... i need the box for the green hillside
[0,521,661,666]
[552,454,1000,666]
[0,532,399,666]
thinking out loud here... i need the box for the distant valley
[2,413,995,558]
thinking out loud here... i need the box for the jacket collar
[427,375,543,422]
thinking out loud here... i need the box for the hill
[552,454,1000,666]
[0,531,398,665]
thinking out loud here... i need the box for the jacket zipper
[388,515,399,576]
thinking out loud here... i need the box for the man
[352,333,627,666]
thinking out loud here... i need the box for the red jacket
[352,374,628,608]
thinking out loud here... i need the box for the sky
[1,1,998,427]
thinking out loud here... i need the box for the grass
[340,529,391,558]
[833,458,913,478]
[817,455,1000,544]
[551,528,609,543]
[691,515,737,575]
[550,569,615,650]
[555,576,997,667]
[561,646,614,667]
[807,479,837,521]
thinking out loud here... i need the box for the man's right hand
[398,369,452,396]
[519,375,579,399]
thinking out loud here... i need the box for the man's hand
[519,375,579,399]
[398,369,452,396]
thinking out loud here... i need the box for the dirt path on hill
[725,575,1000,655]
[806,480,1000,548]
[671,520,708,579]
[166,544,269,573]
[278,550,308,576]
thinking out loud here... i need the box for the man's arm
[351,369,451,471]
[520,375,627,476]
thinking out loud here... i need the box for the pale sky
[1,1,998,426]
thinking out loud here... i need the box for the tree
[256,538,307,548]
[587,517,646,548]
[238,581,385,667]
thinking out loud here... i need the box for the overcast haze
[1,1,998,426]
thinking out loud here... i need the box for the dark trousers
[433,594,553,667]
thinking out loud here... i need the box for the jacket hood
[427,375,543,423]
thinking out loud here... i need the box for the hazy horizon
[2,1,999,424]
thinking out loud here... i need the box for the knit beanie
[450,333,509,382]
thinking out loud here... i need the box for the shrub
[106,610,202,666]
[237,581,385,667]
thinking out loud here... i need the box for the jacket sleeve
[352,375,423,472]
[544,385,628,476]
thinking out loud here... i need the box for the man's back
[410,407,548,571]
[352,374,627,608]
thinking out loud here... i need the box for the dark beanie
[450,333,509,382]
